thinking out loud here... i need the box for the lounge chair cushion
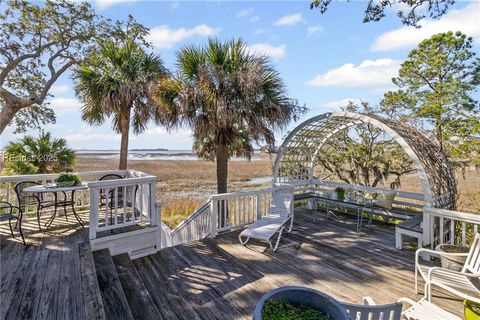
[375,191,397,210]
[239,216,288,241]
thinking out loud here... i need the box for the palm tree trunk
[216,143,229,228]
[216,144,228,194]
[118,109,131,170]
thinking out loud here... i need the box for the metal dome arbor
[273,112,456,207]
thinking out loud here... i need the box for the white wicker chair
[238,187,294,252]
[415,233,480,303]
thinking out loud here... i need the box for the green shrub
[2,132,75,175]
[262,300,330,320]
[55,173,81,186]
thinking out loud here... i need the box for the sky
[1,0,479,150]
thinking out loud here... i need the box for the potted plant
[435,244,469,271]
[464,299,480,319]
[54,172,81,187]
[335,187,346,201]
[253,286,350,320]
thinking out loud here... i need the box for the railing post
[149,180,158,226]
[256,193,261,220]
[89,187,99,240]
[422,208,431,248]
[210,198,217,238]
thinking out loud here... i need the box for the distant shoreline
[76,149,273,161]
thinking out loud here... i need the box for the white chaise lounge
[238,186,294,252]
[416,232,480,303]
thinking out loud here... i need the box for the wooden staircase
[90,248,169,320]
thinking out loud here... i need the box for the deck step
[78,242,106,320]
[93,249,134,320]
[112,254,163,320]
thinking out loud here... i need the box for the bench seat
[395,214,423,249]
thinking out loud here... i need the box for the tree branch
[0,41,57,85]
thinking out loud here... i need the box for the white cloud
[95,0,135,10]
[319,98,363,111]
[274,13,304,27]
[50,85,70,95]
[250,16,260,23]
[254,28,269,35]
[237,8,254,17]
[247,43,287,59]
[307,25,324,36]
[306,58,401,90]
[49,97,82,115]
[371,2,480,52]
[147,24,220,50]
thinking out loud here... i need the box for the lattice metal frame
[273,112,456,207]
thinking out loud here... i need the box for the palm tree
[153,38,301,194]
[73,40,167,170]
[3,131,75,174]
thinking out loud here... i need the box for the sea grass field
[74,156,480,228]
[75,154,276,227]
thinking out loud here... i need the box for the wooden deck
[0,211,92,320]
[132,208,464,319]
[0,208,464,319]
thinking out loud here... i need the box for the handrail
[284,179,425,200]
[171,200,211,236]
[210,186,289,200]
[424,206,480,247]
[87,176,156,188]
[169,199,211,246]
[0,170,129,183]
[424,206,480,225]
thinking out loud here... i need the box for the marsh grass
[72,157,480,228]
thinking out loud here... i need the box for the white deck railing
[88,173,158,240]
[169,200,211,246]
[210,187,278,235]
[164,186,285,246]
[0,170,129,215]
[424,206,480,247]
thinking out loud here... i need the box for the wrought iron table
[23,183,87,231]
[313,190,376,235]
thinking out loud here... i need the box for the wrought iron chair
[14,181,65,231]
[0,201,25,244]
[98,174,139,224]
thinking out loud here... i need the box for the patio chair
[14,181,65,231]
[343,297,403,320]
[415,233,480,303]
[99,174,139,223]
[0,201,25,244]
[397,297,461,320]
[238,187,294,252]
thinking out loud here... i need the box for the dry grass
[73,157,480,227]
[75,156,274,228]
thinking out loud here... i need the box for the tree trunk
[216,144,229,194]
[0,103,19,134]
[216,143,229,228]
[118,109,131,170]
